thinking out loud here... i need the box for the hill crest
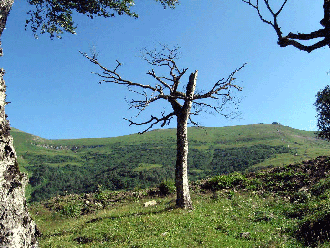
[9,124,330,202]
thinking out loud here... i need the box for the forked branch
[82,45,245,133]
[242,0,330,52]
[194,63,246,100]
[125,111,176,134]
[81,52,162,92]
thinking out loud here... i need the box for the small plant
[290,191,310,204]
[245,178,263,191]
[158,180,175,196]
[311,176,330,196]
[60,202,82,218]
[253,210,273,222]
[202,172,247,191]
[95,184,109,202]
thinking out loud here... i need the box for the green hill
[10,124,330,202]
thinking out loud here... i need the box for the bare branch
[192,100,232,118]
[124,111,175,134]
[192,96,241,120]
[278,37,328,53]
[194,63,246,100]
[81,51,161,92]
[188,116,199,126]
[275,0,288,16]
[146,69,171,90]
[127,93,165,113]
[83,45,245,133]
[242,0,330,52]
[285,29,326,41]
[242,0,273,26]
[141,44,189,93]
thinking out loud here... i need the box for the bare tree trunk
[175,114,193,209]
[175,71,197,209]
[0,1,39,247]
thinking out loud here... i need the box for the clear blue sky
[2,0,330,139]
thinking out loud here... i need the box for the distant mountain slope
[10,124,330,202]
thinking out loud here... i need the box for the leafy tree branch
[25,0,179,38]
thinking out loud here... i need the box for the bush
[290,191,310,204]
[311,177,330,196]
[60,202,82,218]
[202,172,246,191]
[294,208,330,247]
[94,184,109,202]
[158,181,175,196]
[245,178,263,191]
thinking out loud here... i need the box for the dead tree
[242,0,330,53]
[82,45,245,209]
[0,1,178,246]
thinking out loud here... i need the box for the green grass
[29,156,330,247]
[30,191,302,247]
[9,124,330,247]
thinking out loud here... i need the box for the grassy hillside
[29,156,330,247]
[10,124,330,202]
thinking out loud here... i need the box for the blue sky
[2,0,330,139]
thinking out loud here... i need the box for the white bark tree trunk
[175,114,193,209]
[0,0,14,57]
[0,1,39,247]
[175,71,197,209]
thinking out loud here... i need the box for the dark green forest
[25,144,290,202]
[11,124,330,202]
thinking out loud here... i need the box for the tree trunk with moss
[0,1,39,247]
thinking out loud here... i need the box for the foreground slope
[29,156,330,247]
[10,124,330,202]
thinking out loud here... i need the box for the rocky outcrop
[0,69,39,247]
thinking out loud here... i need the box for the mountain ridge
[9,124,330,202]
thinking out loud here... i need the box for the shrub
[294,208,330,247]
[202,172,246,191]
[60,202,82,218]
[158,181,175,196]
[311,177,330,196]
[95,184,109,202]
[290,191,310,204]
[244,177,263,191]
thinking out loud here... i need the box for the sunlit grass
[30,191,301,247]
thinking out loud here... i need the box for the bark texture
[0,71,39,248]
[0,0,14,57]
[175,71,197,209]
[175,114,193,209]
[0,1,39,247]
